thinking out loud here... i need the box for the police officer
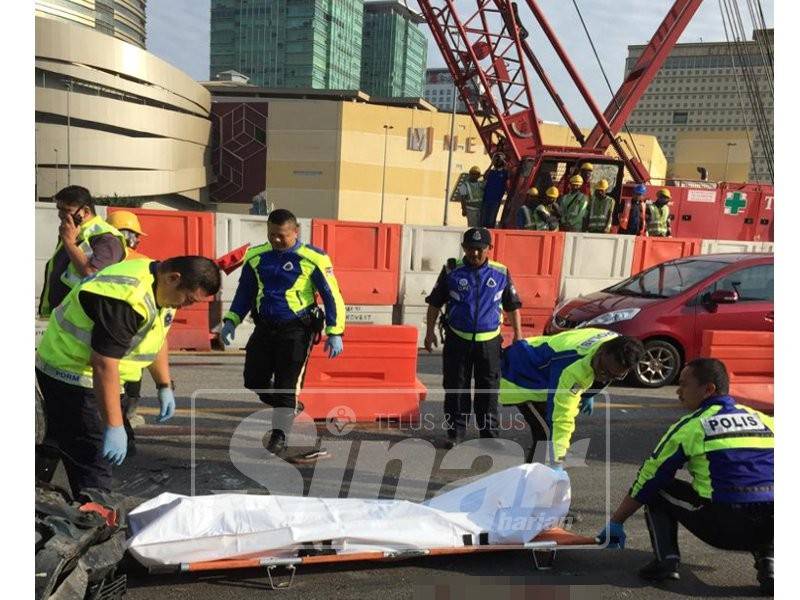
[500,329,644,463]
[39,186,127,318]
[646,188,672,237]
[220,209,346,459]
[585,179,615,233]
[598,358,773,595]
[558,175,589,232]
[35,256,221,494]
[424,227,523,447]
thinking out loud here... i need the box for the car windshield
[607,259,725,298]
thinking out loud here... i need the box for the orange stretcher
[147,527,598,590]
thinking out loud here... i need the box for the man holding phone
[38,186,127,318]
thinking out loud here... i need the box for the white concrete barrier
[559,233,636,302]
[700,239,767,254]
[399,304,432,351]
[400,224,464,306]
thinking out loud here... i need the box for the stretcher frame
[146,528,598,590]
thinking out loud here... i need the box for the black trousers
[644,478,774,561]
[35,369,113,493]
[516,401,551,462]
[243,320,314,432]
[442,332,501,438]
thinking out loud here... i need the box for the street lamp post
[723,142,737,181]
[54,148,59,191]
[63,79,74,185]
[380,124,394,223]
[443,83,457,226]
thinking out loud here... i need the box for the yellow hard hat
[596,179,609,191]
[469,166,481,175]
[580,162,594,171]
[546,186,559,199]
[569,174,584,186]
[527,187,539,197]
[658,188,671,199]
[107,210,146,236]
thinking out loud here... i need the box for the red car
[545,253,774,387]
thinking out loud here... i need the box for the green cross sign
[724,192,747,215]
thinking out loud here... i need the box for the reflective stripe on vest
[587,194,613,232]
[647,204,670,236]
[449,324,502,342]
[39,215,127,317]
[36,260,171,388]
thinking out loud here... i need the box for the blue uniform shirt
[425,258,521,341]
[483,168,508,205]
[224,240,346,335]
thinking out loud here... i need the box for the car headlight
[577,308,641,328]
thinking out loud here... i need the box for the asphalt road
[117,353,769,599]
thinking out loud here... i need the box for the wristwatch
[156,380,175,391]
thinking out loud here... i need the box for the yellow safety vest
[35,259,174,388]
[39,215,127,317]
[646,203,670,237]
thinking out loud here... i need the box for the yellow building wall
[671,130,751,182]
[264,98,666,225]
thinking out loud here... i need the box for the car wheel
[634,340,681,388]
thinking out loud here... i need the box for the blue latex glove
[102,425,128,466]
[220,320,236,346]
[157,388,176,423]
[596,521,626,549]
[579,395,594,416]
[325,335,344,359]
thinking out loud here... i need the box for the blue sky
[145,0,773,126]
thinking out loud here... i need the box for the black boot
[638,557,680,582]
[753,549,774,596]
[265,430,287,455]
[443,430,465,450]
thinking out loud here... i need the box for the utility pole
[380,124,394,222]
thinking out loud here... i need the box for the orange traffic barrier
[501,307,553,347]
[701,330,774,413]
[490,230,565,313]
[311,219,401,305]
[108,207,216,351]
[630,236,703,274]
[300,325,425,421]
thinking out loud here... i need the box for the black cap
[462,227,492,248]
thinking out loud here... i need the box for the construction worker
[598,358,773,595]
[35,256,221,494]
[646,188,672,237]
[518,186,560,231]
[481,152,509,228]
[614,184,647,235]
[585,179,615,233]
[220,209,346,460]
[500,328,644,463]
[516,187,539,229]
[557,175,589,232]
[578,162,594,195]
[424,227,523,447]
[457,166,485,227]
[106,211,150,433]
[38,186,127,319]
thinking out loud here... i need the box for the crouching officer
[500,329,644,463]
[424,227,523,447]
[35,256,222,494]
[598,358,773,594]
[220,209,346,459]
